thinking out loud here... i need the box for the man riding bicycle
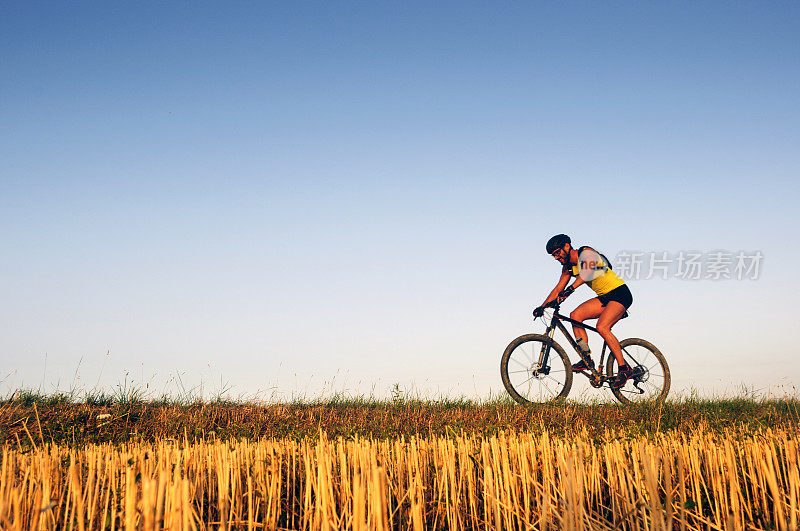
[532,234,634,388]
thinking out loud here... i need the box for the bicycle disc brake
[531,363,550,378]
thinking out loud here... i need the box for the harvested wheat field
[1,424,798,530]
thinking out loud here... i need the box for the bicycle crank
[588,372,604,388]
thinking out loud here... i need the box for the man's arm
[542,270,571,306]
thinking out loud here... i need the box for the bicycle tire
[606,338,670,404]
[501,334,573,404]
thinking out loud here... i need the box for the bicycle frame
[539,306,611,384]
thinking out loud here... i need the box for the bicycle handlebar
[543,299,561,310]
[533,299,562,320]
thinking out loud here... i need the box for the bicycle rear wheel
[501,334,573,404]
[607,338,670,404]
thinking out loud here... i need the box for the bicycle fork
[533,334,553,377]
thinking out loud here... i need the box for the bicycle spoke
[545,375,563,390]
[643,380,660,392]
[520,345,534,365]
[516,374,535,387]
[510,358,528,370]
[512,370,559,399]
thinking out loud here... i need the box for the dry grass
[1,427,798,529]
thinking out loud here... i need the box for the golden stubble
[0,429,797,530]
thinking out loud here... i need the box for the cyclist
[532,234,634,388]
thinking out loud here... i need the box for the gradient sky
[2,1,799,400]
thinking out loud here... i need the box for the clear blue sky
[2,1,798,400]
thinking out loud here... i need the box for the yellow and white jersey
[564,247,625,296]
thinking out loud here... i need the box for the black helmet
[546,234,571,254]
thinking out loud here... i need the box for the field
[0,394,798,529]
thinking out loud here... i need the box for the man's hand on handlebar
[534,299,562,318]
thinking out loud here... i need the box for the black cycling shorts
[597,284,633,309]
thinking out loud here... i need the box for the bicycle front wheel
[607,338,671,404]
[501,334,573,404]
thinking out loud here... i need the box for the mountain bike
[500,300,670,404]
